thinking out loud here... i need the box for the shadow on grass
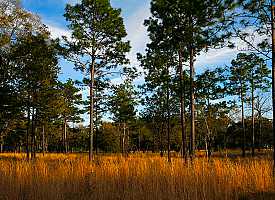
[239,192,275,200]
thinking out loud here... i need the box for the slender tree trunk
[160,122,164,157]
[251,77,255,157]
[122,122,126,156]
[189,46,195,158]
[126,128,129,156]
[240,82,246,157]
[26,101,30,160]
[166,65,171,163]
[179,49,186,159]
[64,118,67,153]
[34,126,37,159]
[89,57,95,162]
[42,124,45,156]
[204,116,211,159]
[259,112,262,150]
[0,132,3,153]
[31,107,35,159]
[138,125,141,152]
[120,125,122,153]
[95,126,98,154]
[95,97,98,155]
[152,126,155,153]
[271,0,275,174]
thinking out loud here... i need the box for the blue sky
[20,0,272,122]
[20,0,249,84]
[21,0,151,84]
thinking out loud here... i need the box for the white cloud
[62,0,80,5]
[195,27,270,71]
[195,47,237,70]
[124,2,150,68]
[110,77,124,86]
[46,22,71,39]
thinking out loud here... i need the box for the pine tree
[63,0,130,161]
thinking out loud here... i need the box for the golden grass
[0,153,274,200]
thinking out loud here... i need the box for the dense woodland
[0,0,274,160]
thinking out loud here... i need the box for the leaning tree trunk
[179,49,186,159]
[89,57,95,162]
[189,46,195,158]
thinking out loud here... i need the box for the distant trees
[227,53,271,156]
[196,67,229,157]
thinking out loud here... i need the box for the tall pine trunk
[259,110,262,151]
[122,122,126,155]
[166,65,171,163]
[189,46,195,158]
[0,132,3,153]
[95,95,98,155]
[178,49,186,159]
[251,74,255,157]
[160,122,164,157]
[240,81,246,157]
[26,104,30,160]
[63,118,67,153]
[42,124,45,156]
[31,107,36,159]
[89,57,95,162]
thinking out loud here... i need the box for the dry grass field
[0,153,274,200]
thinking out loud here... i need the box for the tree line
[0,0,274,161]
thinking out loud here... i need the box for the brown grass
[0,153,274,200]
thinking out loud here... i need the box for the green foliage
[109,80,137,123]
[221,0,271,58]
[63,0,131,70]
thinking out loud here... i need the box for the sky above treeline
[19,0,272,123]
[20,0,249,85]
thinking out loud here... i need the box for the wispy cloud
[63,0,80,5]
[124,1,150,68]
[195,27,270,71]
[46,22,71,39]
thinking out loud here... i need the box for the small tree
[109,79,137,155]
[57,79,83,153]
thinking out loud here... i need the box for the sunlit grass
[0,153,274,200]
